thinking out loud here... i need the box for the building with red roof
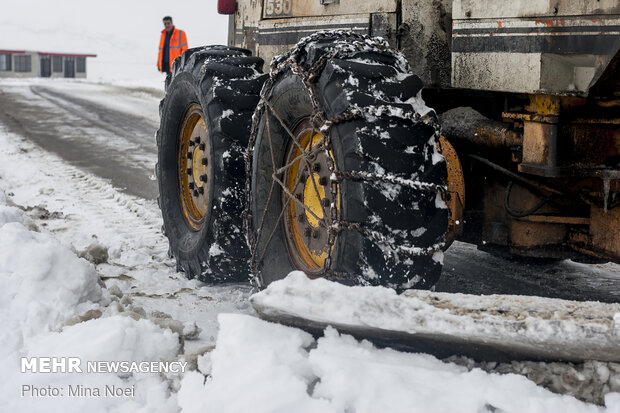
[0,50,96,78]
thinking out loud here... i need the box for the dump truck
[156,0,620,293]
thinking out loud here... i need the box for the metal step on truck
[154,0,620,360]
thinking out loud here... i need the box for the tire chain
[244,30,447,286]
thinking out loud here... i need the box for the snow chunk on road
[180,313,605,413]
[0,222,102,341]
[178,313,335,413]
[0,204,26,226]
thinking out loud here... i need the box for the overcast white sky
[0,1,230,81]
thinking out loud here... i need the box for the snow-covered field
[0,77,619,412]
[1,0,230,83]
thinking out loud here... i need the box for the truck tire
[157,46,267,282]
[247,31,448,291]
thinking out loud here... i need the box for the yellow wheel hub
[283,127,339,273]
[304,172,326,227]
[178,104,211,231]
[192,145,207,186]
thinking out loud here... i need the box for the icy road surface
[0,77,619,411]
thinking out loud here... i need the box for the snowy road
[0,79,162,199]
[439,242,620,304]
[0,78,619,411]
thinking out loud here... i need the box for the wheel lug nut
[304,227,312,237]
[319,177,327,186]
[195,137,201,144]
[186,168,192,175]
[200,174,208,182]
[188,182,195,190]
[188,140,195,147]
[187,152,193,159]
[322,198,330,207]
[298,214,305,222]
[201,158,208,165]
[313,163,321,172]
[192,190,199,197]
[199,143,205,150]
[198,187,204,194]
[312,230,319,239]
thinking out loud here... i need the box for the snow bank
[309,328,599,413]
[0,191,181,412]
[179,313,612,413]
[26,316,180,367]
[0,222,103,339]
[12,316,180,412]
[0,196,102,353]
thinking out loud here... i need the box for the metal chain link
[244,30,447,283]
[332,170,446,194]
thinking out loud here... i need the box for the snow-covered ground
[0,77,619,412]
[180,314,619,413]
[0,78,252,411]
[0,109,253,348]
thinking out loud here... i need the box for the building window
[0,54,11,71]
[52,56,63,72]
[14,55,32,72]
[76,57,86,73]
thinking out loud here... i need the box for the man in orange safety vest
[158,16,188,74]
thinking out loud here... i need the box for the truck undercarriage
[227,0,620,266]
